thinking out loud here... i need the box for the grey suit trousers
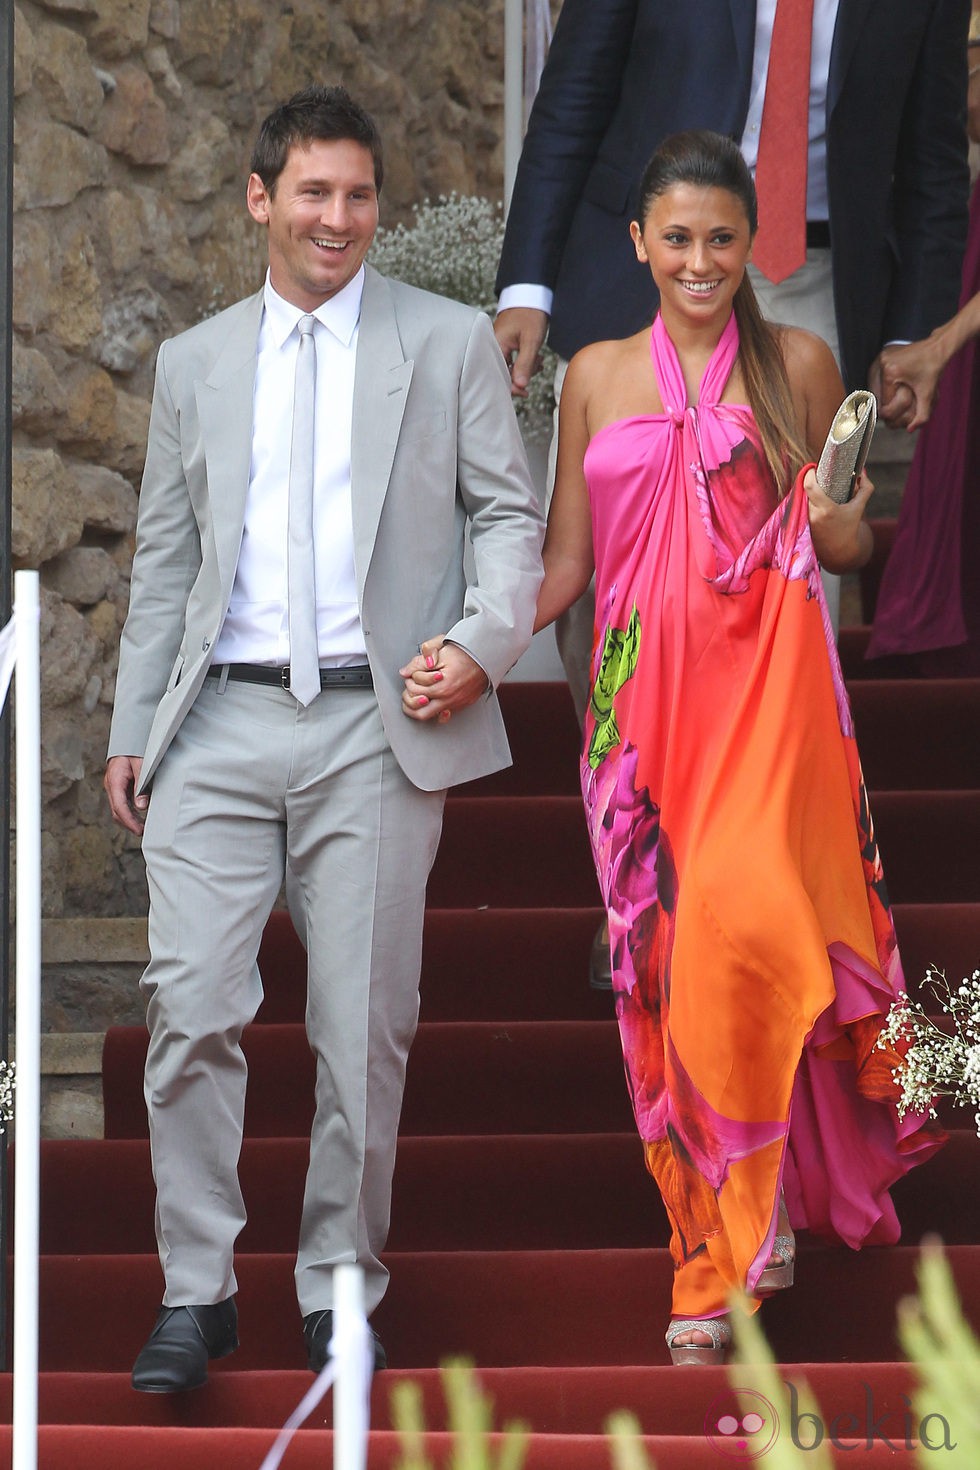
[139,674,446,1315]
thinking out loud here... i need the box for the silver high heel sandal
[665,1316,732,1365]
[757,1196,796,1293]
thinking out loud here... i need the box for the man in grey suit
[105,85,543,1393]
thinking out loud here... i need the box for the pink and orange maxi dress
[582,312,942,1321]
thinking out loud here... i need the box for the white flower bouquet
[878,968,980,1136]
[370,194,557,435]
[0,1059,15,1134]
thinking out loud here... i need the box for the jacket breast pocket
[398,410,448,445]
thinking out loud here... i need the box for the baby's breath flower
[878,968,980,1137]
[0,1060,15,1135]
[370,194,557,434]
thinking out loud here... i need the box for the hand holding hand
[871,339,944,432]
[399,637,489,723]
[493,308,549,398]
[104,755,147,834]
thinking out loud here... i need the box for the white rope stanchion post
[258,1263,372,1470]
[12,570,41,1470]
[333,1265,371,1470]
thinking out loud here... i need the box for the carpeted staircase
[3,532,980,1466]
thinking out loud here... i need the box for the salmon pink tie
[753,0,814,284]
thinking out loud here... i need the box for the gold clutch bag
[815,390,877,504]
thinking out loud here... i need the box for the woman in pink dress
[533,132,943,1363]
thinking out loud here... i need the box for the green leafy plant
[726,1300,834,1468]
[390,1358,529,1470]
[605,1410,657,1470]
[899,1237,980,1462]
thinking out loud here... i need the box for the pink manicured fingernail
[425,654,435,670]
[431,671,444,681]
[417,695,429,706]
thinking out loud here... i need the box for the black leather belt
[206,663,373,690]
[806,220,831,249]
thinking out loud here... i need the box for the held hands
[400,637,489,723]
[870,337,946,432]
[804,467,874,573]
[104,755,147,835]
[493,307,549,398]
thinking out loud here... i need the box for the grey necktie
[287,313,321,706]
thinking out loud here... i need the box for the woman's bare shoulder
[776,325,846,455]
[778,324,841,389]
[565,331,649,392]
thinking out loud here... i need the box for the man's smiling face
[246,137,380,310]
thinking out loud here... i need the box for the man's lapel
[728,0,757,109]
[827,0,876,118]
[351,265,414,593]
[194,290,264,593]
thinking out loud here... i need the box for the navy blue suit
[496,0,971,389]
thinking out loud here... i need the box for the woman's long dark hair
[637,130,808,495]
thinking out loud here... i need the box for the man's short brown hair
[251,85,384,195]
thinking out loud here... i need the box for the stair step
[464,677,980,796]
[430,796,597,907]
[101,1016,969,1143]
[0,1425,919,1469]
[258,906,614,1024]
[850,678,980,790]
[430,792,980,908]
[103,1021,635,1140]
[462,681,581,796]
[29,1246,980,1370]
[481,677,980,794]
[31,1130,979,1255]
[859,518,900,623]
[0,1361,921,1433]
[870,791,980,903]
[252,904,980,1025]
[838,626,911,680]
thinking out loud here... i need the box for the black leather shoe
[131,1298,239,1393]
[303,1309,387,1373]
[589,919,613,990]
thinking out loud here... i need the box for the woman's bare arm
[534,351,597,631]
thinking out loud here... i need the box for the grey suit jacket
[108,265,544,794]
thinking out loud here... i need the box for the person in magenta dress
[866,188,980,674]
[868,19,980,673]
[533,131,943,1363]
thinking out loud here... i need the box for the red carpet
[6,609,980,1464]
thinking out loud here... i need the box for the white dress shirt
[498,0,840,316]
[212,268,368,668]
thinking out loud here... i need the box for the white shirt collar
[262,266,365,348]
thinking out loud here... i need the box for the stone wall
[13,0,511,919]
